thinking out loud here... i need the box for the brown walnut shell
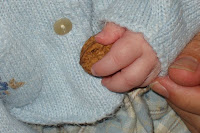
[80,36,112,75]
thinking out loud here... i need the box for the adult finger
[150,77,200,115]
[169,33,200,86]
[168,101,200,132]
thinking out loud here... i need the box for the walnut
[80,36,112,75]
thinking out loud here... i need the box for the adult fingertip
[170,56,199,72]
[169,56,200,86]
[151,76,200,114]
[150,80,169,98]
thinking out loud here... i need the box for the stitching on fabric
[8,78,25,89]
[27,103,124,127]
[0,78,25,98]
[0,79,9,97]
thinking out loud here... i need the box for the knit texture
[30,90,190,133]
[0,0,199,132]
[0,100,36,133]
[0,0,123,125]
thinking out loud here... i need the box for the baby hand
[92,22,161,92]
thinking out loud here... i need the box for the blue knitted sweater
[0,0,199,132]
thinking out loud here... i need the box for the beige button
[54,18,72,35]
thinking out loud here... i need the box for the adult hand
[151,33,200,133]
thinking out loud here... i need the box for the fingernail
[91,68,97,76]
[150,81,169,98]
[170,56,199,72]
[101,78,107,87]
[95,31,105,40]
[101,78,110,87]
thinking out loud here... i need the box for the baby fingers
[92,30,159,92]
[101,51,158,92]
[92,31,144,77]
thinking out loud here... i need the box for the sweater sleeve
[100,0,200,75]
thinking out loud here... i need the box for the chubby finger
[141,61,161,87]
[92,31,145,76]
[95,22,126,45]
[102,50,158,92]
[150,77,200,115]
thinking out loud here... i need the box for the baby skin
[92,22,161,92]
